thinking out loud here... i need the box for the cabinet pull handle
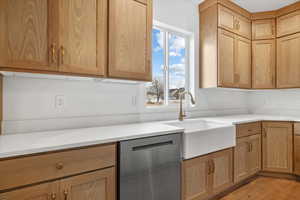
[248,142,251,152]
[63,190,68,200]
[263,128,267,138]
[56,162,64,170]
[211,160,215,174]
[207,160,212,175]
[60,46,65,65]
[50,43,57,64]
[50,193,57,200]
[250,143,253,152]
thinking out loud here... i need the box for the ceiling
[195,0,299,12]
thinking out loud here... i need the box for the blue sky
[152,28,186,89]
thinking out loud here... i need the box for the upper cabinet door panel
[235,15,251,39]
[252,40,276,89]
[277,10,300,37]
[0,0,57,71]
[59,0,104,75]
[235,36,251,88]
[109,0,152,81]
[218,29,235,88]
[218,5,251,39]
[218,5,235,32]
[277,33,300,88]
[252,19,275,40]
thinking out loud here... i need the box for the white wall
[248,89,300,116]
[2,0,249,135]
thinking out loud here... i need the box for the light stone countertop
[1,114,300,159]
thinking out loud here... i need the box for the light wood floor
[220,177,300,200]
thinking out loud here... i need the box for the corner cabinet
[200,2,252,88]
[108,0,152,81]
[182,148,233,200]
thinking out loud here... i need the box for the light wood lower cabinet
[294,123,300,175]
[0,168,115,200]
[262,122,293,173]
[234,134,261,183]
[182,148,233,200]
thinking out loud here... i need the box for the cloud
[169,64,185,77]
[169,35,185,55]
[169,51,182,57]
[154,31,164,52]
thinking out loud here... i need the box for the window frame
[146,23,192,108]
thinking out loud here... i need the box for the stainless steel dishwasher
[119,133,182,200]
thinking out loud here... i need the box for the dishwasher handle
[132,140,173,151]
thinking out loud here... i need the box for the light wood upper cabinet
[252,19,276,40]
[235,36,251,88]
[58,0,106,76]
[277,10,300,37]
[218,29,251,88]
[218,29,235,88]
[277,33,300,88]
[210,149,233,195]
[262,122,293,173]
[218,5,251,39]
[0,0,57,71]
[182,148,233,200]
[252,40,276,89]
[182,155,210,200]
[0,182,59,200]
[60,168,115,200]
[109,0,152,81]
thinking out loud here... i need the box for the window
[146,26,190,106]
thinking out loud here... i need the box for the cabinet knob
[50,193,57,200]
[63,190,68,200]
[56,162,64,170]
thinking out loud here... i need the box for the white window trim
[142,21,195,111]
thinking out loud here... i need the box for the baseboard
[259,171,300,181]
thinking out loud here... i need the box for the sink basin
[165,119,236,159]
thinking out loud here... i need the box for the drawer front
[236,122,261,138]
[0,144,116,191]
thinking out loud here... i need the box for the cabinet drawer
[0,144,116,191]
[236,122,261,138]
[294,122,300,135]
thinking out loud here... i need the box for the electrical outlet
[55,95,66,109]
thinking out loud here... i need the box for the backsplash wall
[248,89,300,116]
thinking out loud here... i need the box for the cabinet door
[252,40,276,89]
[0,0,58,71]
[277,33,300,88]
[252,19,275,40]
[182,155,211,200]
[109,0,152,81]
[234,137,250,183]
[294,123,300,175]
[60,168,115,200]
[262,122,293,173]
[59,0,105,76]
[277,10,300,37]
[210,148,233,195]
[218,29,235,88]
[235,36,251,88]
[235,15,251,39]
[218,5,235,32]
[0,181,59,200]
[248,134,262,175]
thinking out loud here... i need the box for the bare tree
[147,78,164,104]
